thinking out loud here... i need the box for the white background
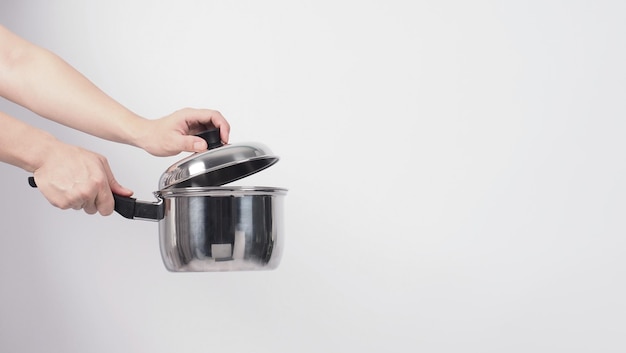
[1,1,625,352]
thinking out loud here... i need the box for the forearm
[0,25,147,146]
[0,111,61,172]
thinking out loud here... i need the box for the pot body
[157,186,287,272]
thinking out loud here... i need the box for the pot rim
[158,186,288,198]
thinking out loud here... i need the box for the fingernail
[193,141,204,150]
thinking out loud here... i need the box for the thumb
[99,157,133,197]
[109,177,133,197]
[186,136,208,153]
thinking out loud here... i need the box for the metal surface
[158,142,279,189]
[157,187,287,272]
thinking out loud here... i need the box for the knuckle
[77,187,93,201]
[93,176,107,189]
[50,199,70,209]
[51,193,82,210]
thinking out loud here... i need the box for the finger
[173,134,210,153]
[95,185,114,216]
[184,109,231,143]
[65,186,88,210]
[96,159,131,216]
[190,136,208,152]
[220,124,230,144]
[211,112,231,143]
[109,177,134,197]
[212,112,231,143]
[83,200,98,215]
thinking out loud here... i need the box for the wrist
[25,131,65,173]
[123,115,152,150]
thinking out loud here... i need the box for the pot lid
[158,129,279,189]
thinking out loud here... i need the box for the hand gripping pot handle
[26,176,164,220]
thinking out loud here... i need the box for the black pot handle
[28,177,164,220]
[112,194,164,220]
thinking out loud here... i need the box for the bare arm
[0,25,145,145]
[0,24,230,155]
[0,110,57,173]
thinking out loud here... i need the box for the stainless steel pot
[114,186,287,272]
[32,129,288,272]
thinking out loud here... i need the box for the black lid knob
[196,128,223,150]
